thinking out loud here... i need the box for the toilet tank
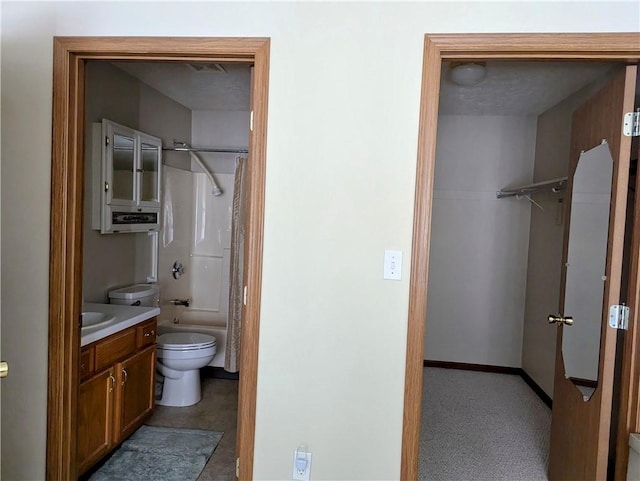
[109,283,159,307]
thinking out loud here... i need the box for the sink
[82,311,116,329]
[81,302,160,347]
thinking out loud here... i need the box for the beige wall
[521,71,618,399]
[138,82,192,173]
[83,61,140,302]
[1,2,639,480]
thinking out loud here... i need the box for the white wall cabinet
[92,119,162,233]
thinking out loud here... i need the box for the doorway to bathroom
[47,37,270,481]
[80,58,250,479]
[401,34,640,481]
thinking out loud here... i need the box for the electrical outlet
[292,449,312,481]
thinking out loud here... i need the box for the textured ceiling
[113,61,251,111]
[114,60,615,116]
[439,61,614,116]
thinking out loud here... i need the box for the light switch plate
[383,250,402,280]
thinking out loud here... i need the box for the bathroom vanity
[77,307,158,475]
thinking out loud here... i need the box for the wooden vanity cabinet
[77,318,157,475]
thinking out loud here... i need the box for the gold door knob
[548,314,574,326]
[0,361,9,378]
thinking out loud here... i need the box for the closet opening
[418,58,630,480]
[401,33,640,481]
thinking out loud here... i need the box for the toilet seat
[157,332,216,351]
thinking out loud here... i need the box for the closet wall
[82,62,191,302]
[424,115,537,367]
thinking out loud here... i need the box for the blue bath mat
[90,425,223,481]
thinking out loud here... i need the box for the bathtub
[156,318,227,368]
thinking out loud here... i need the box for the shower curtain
[225,157,248,373]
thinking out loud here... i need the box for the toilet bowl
[155,332,217,407]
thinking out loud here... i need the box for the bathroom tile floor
[146,376,239,481]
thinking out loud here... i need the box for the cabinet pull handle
[122,368,128,385]
[109,374,115,393]
[144,330,155,337]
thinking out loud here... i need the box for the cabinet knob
[0,361,8,379]
[144,330,155,338]
[104,181,109,192]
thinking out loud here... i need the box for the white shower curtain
[225,157,247,373]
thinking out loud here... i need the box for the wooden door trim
[48,36,270,480]
[402,33,640,481]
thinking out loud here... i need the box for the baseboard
[520,370,553,408]
[201,366,239,380]
[424,359,521,375]
[423,359,553,409]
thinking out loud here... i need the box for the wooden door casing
[49,37,270,481]
[548,65,637,481]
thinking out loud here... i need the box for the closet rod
[496,176,568,199]
[163,146,248,154]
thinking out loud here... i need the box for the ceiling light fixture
[449,62,487,86]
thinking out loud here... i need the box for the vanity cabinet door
[77,367,115,475]
[114,344,156,442]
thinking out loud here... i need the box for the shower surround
[158,165,235,367]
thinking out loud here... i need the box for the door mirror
[562,141,613,401]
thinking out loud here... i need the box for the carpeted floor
[419,367,551,481]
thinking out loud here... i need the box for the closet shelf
[496,177,568,199]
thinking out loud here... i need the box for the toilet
[155,332,217,407]
[108,283,217,407]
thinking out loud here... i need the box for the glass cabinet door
[105,122,137,206]
[112,133,135,201]
[138,134,161,206]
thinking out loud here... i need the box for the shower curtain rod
[163,146,249,154]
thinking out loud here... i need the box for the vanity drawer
[94,328,137,371]
[79,347,95,381]
[136,319,157,349]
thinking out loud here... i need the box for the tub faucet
[170,298,190,307]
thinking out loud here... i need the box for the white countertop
[81,303,160,347]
